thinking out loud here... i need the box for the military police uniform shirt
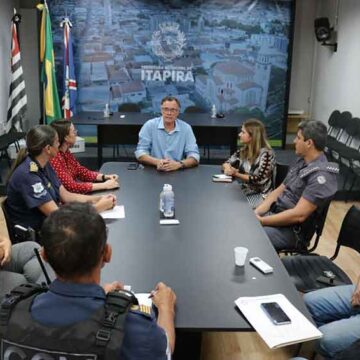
[6,156,61,233]
[31,280,168,360]
[276,153,338,211]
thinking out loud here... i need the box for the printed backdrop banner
[49,0,294,145]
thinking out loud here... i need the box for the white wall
[311,0,360,123]
[288,0,317,114]
[0,0,19,134]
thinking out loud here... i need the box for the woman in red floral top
[50,120,119,194]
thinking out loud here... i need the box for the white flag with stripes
[6,11,27,132]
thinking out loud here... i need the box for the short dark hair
[50,119,72,146]
[40,202,107,278]
[298,120,327,151]
[161,96,181,108]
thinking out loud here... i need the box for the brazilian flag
[37,3,61,124]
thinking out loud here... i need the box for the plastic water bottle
[160,184,175,218]
[104,103,110,117]
[211,104,217,118]
[159,185,166,212]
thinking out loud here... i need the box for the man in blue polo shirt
[135,96,200,171]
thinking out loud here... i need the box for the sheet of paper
[235,293,322,349]
[135,293,153,308]
[100,205,125,219]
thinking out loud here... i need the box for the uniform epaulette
[299,162,339,178]
[29,161,38,173]
[326,163,340,173]
[131,304,152,318]
[299,166,320,178]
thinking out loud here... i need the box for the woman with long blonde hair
[222,118,275,196]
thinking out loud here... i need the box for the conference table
[100,162,310,358]
[72,112,247,166]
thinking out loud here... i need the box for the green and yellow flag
[37,3,61,124]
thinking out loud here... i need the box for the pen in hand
[148,290,157,299]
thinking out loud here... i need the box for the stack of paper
[235,293,322,349]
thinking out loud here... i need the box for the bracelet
[102,174,106,182]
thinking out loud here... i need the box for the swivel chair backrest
[331,205,360,260]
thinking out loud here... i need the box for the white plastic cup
[234,247,248,267]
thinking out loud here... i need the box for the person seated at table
[303,277,360,359]
[6,125,115,240]
[0,202,177,360]
[254,120,338,252]
[222,118,275,196]
[135,96,200,171]
[0,235,42,300]
[50,120,119,194]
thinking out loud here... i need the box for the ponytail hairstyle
[50,119,72,147]
[240,118,272,164]
[7,125,57,181]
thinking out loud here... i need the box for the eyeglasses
[161,107,179,114]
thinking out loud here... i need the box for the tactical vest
[0,283,138,360]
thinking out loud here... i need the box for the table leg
[173,331,202,360]
[97,125,103,168]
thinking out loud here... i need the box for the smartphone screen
[261,302,291,325]
[127,163,139,170]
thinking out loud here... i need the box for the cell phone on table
[127,163,139,170]
[261,302,291,325]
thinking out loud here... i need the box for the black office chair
[327,111,352,160]
[325,110,341,156]
[0,135,12,168]
[274,162,289,188]
[114,103,141,158]
[0,128,26,182]
[281,205,360,293]
[280,199,332,255]
[184,106,209,159]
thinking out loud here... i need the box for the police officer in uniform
[0,202,176,360]
[6,125,115,239]
[255,120,338,252]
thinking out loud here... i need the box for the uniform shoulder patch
[317,175,326,184]
[32,182,45,194]
[29,161,39,173]
[32,182,47,198]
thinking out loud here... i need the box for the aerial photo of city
[49,0,294,142]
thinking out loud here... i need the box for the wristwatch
[102,174,106,182]
[179,161,186,170]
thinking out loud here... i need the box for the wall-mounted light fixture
[314,17,337,52]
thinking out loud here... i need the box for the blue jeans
[304,285,360,359]
[263,225,297,251]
